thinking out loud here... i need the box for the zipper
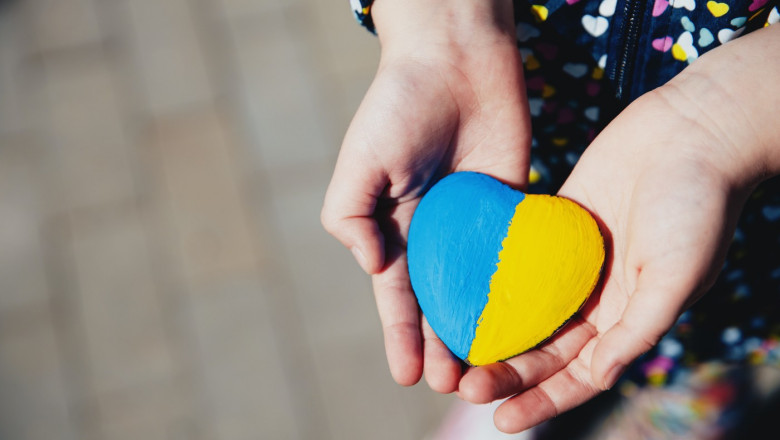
[613,0,646,102]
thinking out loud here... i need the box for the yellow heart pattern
[531,5,549,22]
[707,1,730,17]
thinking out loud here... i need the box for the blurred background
[0,0,456,438]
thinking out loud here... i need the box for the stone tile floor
[0,0,455,438]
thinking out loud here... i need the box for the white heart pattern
[598,54,608,69]
[584,106,600,122]
[599,0,618,17]
[676,31,699,62]
[562,63,589,78]
[528,98,544,117]
[768,7,779,25]
[582,15,609,37]
[517,23,541,42]
[670,0,696,11]
[718,27,745,44]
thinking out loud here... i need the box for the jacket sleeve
[350,0,376,34]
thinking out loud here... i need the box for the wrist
[658,25,780,188]
[372,0,517,62]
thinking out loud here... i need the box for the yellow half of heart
[467,195,604,366]
[707,1,730,17]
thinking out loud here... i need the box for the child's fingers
[457,362,524,404]
[371,251,424,386]
[421,316,463,394]
[458,315,597,404]
[492,357,603,434]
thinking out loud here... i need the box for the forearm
[657,24,780,187]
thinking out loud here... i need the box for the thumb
[590,264,696,390]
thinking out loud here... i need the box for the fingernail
[351,246,369,273]
[604,364,626,390]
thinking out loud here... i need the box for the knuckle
[319,208,340,234]
[620,319,665,354]
[496,362,523,389]
[539,342,565,367]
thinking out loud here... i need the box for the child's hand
[321,0,531,391]
[456,24,780,433]
[456,93,751,433]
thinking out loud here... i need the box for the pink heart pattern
[749,0,768,11]
[652,36,674,52]
[653,0,670,16]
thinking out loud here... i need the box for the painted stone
[407,172,604,366]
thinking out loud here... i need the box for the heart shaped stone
[408,172,605,366]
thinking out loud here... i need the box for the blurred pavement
[0,0,454,438]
